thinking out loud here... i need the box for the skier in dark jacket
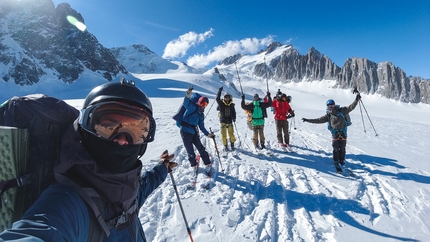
[302,94,361,167]
[241,92,272,149]
[216,86,237,151]
[0,79,178,241]
[177,87,214,174]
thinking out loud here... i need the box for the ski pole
[353,86,378,136]
[353,87,367,134]
[358,100,366,134]
[169,172,194,242]
[359,99,379,137]
[233,121,242,149]
[209,127,224,172]
[205,98,216,116]
[234,61,244,95]
[264,57,269,93]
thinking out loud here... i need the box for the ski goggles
[200,101,208,108]
[79,102,156,145]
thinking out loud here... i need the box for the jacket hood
[190,93,202,103]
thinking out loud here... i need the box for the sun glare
[66,15,86,32]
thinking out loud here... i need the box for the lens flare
[66,15,86,31]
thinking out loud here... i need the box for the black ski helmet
[79,78,156,157]
[82,78,153,116]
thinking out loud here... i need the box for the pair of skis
[188,128,222,190]
[334,162,356,177]
[187,155,213,190]
[280,144,294,153]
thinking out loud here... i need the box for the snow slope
[65,74,430,242]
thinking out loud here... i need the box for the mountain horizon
[1,0,430,105]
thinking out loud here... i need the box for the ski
[284,145,294,152]
[186,154,201,190]
[341,164,356,177]
[186,167,199,190]
[187,183,197,190]
[200,169,212,189]
[187,154,215,190]
[334,162,342,174]
[253,148,274,156]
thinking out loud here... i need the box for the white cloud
[186,36,274,68]
[162,29,214,59]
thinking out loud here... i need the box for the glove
[302,118,308,122]
[207,133,215,139]
[266,91,271,97]
[185,86,193,98]
[232,119,236,123]
[353,87,359,94]
[356,94,361,101]
[219,86,223,92]
[159,150,178,173]
[241,94,245,100]
[290,111,295,117]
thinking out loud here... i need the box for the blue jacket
[0,163,168,241]
[177,94,209,136]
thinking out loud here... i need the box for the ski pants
[180,130,211,167]
[275,119,289,145]
[332,138,347,162]
[252,125,265,147]
[220,122,236,146]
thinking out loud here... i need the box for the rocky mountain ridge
[0,0,429,104]
[221,42,429,104]
[0,0,126,85]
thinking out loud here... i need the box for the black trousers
[332,138,347,162]
[180,130,211,167]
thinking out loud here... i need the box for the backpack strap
[106,200,138,230]
[0,174,33,209]
[54,173,110,238]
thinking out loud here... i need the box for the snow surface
[61,69,430,242]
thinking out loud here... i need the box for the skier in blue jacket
[177,87,214,174]
[0,80,178,241]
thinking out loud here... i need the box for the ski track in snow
[123,93,429,242]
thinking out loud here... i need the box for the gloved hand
[232,119,236,123]
[266,91,271,97]
[290,111,295,117]
[353,87,359,94]
[241,94,245,100]
[159,150,177,173]
[219,86,223,92]
[302,118,308,122]
[356,94,361,101]
[186,86,193,98]
[207,133,215,139]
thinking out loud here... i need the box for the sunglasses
[80,102,154,145]
[327,104,335,109]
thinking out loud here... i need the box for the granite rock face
[0,0,126,85]
[219,42,429,104]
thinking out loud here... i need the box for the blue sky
[52,0,430,78]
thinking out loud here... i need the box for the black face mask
[82,132,141,173]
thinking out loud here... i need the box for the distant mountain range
[1,0,429,104]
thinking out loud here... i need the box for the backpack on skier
[327,105,352,137]
[172,93,202,124]
[0,94,79,231]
